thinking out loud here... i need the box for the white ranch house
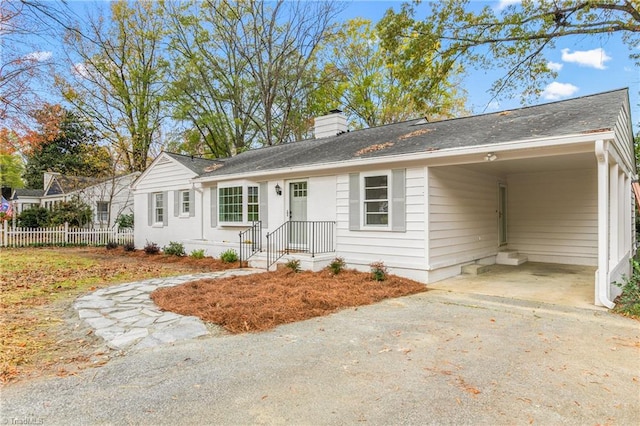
[131,89,636,307]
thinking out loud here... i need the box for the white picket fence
[1,220,134,247]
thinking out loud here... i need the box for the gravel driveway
[1,290,638,425]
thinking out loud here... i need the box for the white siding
[80,173,138,228]
[133,158,200,249]
[428,166,498,270]
[507,168,597,265]
[336,167,426,280]
[307,176,337,222]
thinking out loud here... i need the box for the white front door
[289,181,307,246]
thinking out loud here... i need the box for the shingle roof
[198,89,629,178]
[45,175,100,196]
[12,188,44,199]
[164,152,224,175]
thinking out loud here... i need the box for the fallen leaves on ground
[152,269,427,333]
[1,246,239,384]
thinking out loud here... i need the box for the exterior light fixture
[275,184,282,195]
[485,152,498,162]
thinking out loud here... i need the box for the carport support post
[595,140,615,308]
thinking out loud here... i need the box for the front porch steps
[496,249,528,266]
[247,251,335,272]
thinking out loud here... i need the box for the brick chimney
[313,109,347,139]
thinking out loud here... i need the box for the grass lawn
[0,246,237,384]
[1,246,426,385]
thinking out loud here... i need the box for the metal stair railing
[238,221,262,267]
[265,221,335,270]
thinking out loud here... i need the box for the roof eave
[192,131,613,183]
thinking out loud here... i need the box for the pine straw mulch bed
[151,268,428,334]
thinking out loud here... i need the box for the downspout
[595,140,615,308]
[192,183,204,240]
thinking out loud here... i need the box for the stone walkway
[73,269,261,352]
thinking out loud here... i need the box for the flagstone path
[73,269,262,352]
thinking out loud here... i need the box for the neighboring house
[131,89,636,307]
[11,171,140,228]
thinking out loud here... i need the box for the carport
[423,97,635,308]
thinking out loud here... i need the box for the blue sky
[342,0,639,123]
[24,0,640,129]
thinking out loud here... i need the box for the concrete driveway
[428,262,599,310]
[1,290,638,425]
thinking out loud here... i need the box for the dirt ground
[1,247,424,384]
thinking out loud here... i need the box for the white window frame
[96,201,109,223]
[154,192,164,225]
[180,190,191,216]
[218,182,260,225]
[361,171,391,229]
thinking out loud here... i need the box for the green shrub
[285,259,301,273]
[220,249,238,263]
[17,207,50,228]
[370,261,388,282]
[613,258,640,317]
[163,241,186,256]
[328,257,346,275]
[123,241,136,252]
[144,241,160,255]
[116,213,134,229]
[105,241,118,250]
[49,198,93,227]
[190,249,205,259]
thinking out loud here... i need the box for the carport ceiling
[460,152,595,176]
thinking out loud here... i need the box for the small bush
[190,249,205,259]
[123,241,136,252]
[328,257,346,275]
[613,258,640,317]
[370,261,388,282]
[105,241,118,250]
[144,241,160,255]
[163,241,186,257]
[285,259,301,273]
[220,249,238,263]
[116,213,134,229]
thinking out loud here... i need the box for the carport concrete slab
[428,262,601,310]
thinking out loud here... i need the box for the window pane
[154,193,164,223]
[219,187,243,222]
[365,188,387,200]
[364,175,387,188]
[364,175,389,226]
[247,186,259,222]
[181,191,190,214]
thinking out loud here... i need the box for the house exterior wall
[507,168,598,266]
[192,176,337,259]
[427,166,499,281]
[133,158,200,249]
[336,167,426,282]
[80,173,138,228]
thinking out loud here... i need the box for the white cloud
[486,100,501,111]
[547,61,563,72]
[72,62,90,78]
[24,51,52,62]
[561,48,611,69]
[542,82,579,100]
[496,0,521,10]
